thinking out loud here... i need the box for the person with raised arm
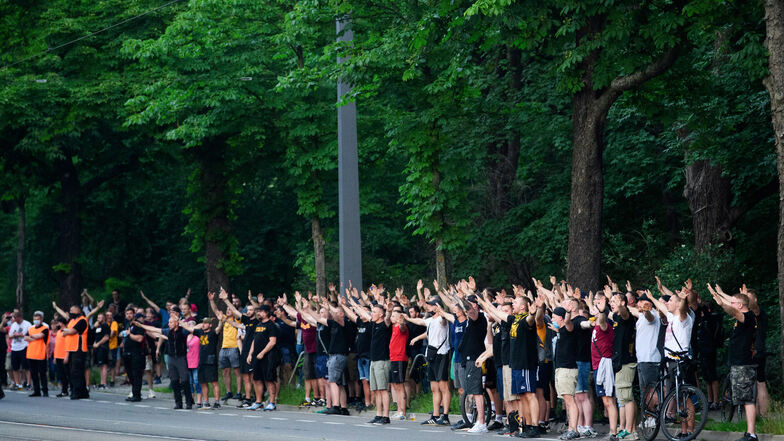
[213,289,257,407]
[707,284,758,441]
[405,296,452,426]
[244,304,278,411]
[628,291,661,429]
[134,314,194,409]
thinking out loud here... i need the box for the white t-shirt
[9,320,32,352]
[635,311,661,362]
[424,316,450,355]
[664,311,694,359]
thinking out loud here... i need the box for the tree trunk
[56,157,83,308]
[762,0,784,387]
[201,160,232,295]
[566,86,606,292]
[683,159,732,251]
[312,217,327,297]
[435,237,448,290]
[16,197,25,312]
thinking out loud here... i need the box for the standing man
[743,287,769,417]
[708,285,759,441]
[122,310,146,402]
[135,314,194,409]
[53,316,70,397]
[106,310,120,387]
[61,305,90,400]
[92,313,111,390]
[630,293,661,430]
[216,291,257,408]
[25,311,50,397]
[459,295,490,433]
[551,301,584,440]
[363,303,392,425]
[209,293,242,403]
[187,317,222,409]
[610,292,638,440]
[8,311,31,390]
[245,305,279,411]
[406,298,451,426]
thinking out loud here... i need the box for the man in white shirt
[630,293,662,428]
[405,298,452,426]
[8,311,32,390]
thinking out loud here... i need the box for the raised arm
[52,301,68,319]
[140,290,161,313]
[133,321,163,334]
[707,284,745,322]
[403,315,426,327]
[86,300,105,320]
[220,289,243,319]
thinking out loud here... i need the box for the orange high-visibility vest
[26,324,49,360]
[65,316,88,352]
[54,329,68,360]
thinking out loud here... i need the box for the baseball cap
[552,307,567,318]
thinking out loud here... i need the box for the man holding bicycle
[707,284,759,441]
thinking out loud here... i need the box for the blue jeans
[576,361,591,394]
[189,368,200,395]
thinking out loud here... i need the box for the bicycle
[719,374,743,423]
[638,351,708,441]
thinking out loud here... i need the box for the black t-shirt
[694,304,721,351]
[728,311,756,366]
[612,313,637,364]
[72,318,88,353]
[555,322,579,369]
[345,319,357,354]
[508,314,538,371]
[407,322,425,359]
[241,315,258,356]
[275,319,295,349]
[355,319,372,359]
[124,324,145,356]
[316,323,331,356]
[370,321,391,361]
[161,327,189,357]
[93,323,111,349]
[328,319,349,355]
[754,310,767,358]
[460,313,487,361]
[252,320,278,357]
[492,323,503,361]
[194,329,218,364]
[87,326,96,347]
[500,319,511,366]
[575,316,592,362]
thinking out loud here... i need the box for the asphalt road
[0,389,518,441]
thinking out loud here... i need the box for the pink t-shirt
[186,334,200,369]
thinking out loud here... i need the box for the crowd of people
[0,277,771,441]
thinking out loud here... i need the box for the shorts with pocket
[357,357,370,381]
[252,357,277,382]
[346,353,358,382]
[369,360,390,390]
[428,353,451,382]
[11,349,29,370]
[555,368,578,398]
[730,365,757,405]
[389,360,407,384]
[637,362,659,392]
[327,354,348,386]
[463,362,483,395]
[94,347,109,366]
[219,347,240,369]
[537,362,552,389]
[576,361,591,393]
[198,363,218,384]
[615,362,637,405]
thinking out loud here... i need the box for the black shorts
[240,351,252,374]
[485,358,497,390]
[252,357,278,382]
[698,349,718,382]
[94,347,109,366]
[303,352,317,380]
[198,364,218,384]
[463,362,483,395]
[427,353,451,382]
[11,349,29,370]
[389,360,407,384]
[537,362,553,390]
[755,356,767,383]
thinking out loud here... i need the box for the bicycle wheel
[638,390,660,441]
[659,385,708,441]
[719,377,736,422]
[460,390,492,426]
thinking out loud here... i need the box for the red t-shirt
[389,324,409,362]
[590,322,614,370]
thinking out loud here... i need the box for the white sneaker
[391,412,406,420]
[580,427,598,438]
[147,389,156,399]
[467,423,488,433]
[128,391,133,398]
[644,417,656,428]
[625,432,639,440]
